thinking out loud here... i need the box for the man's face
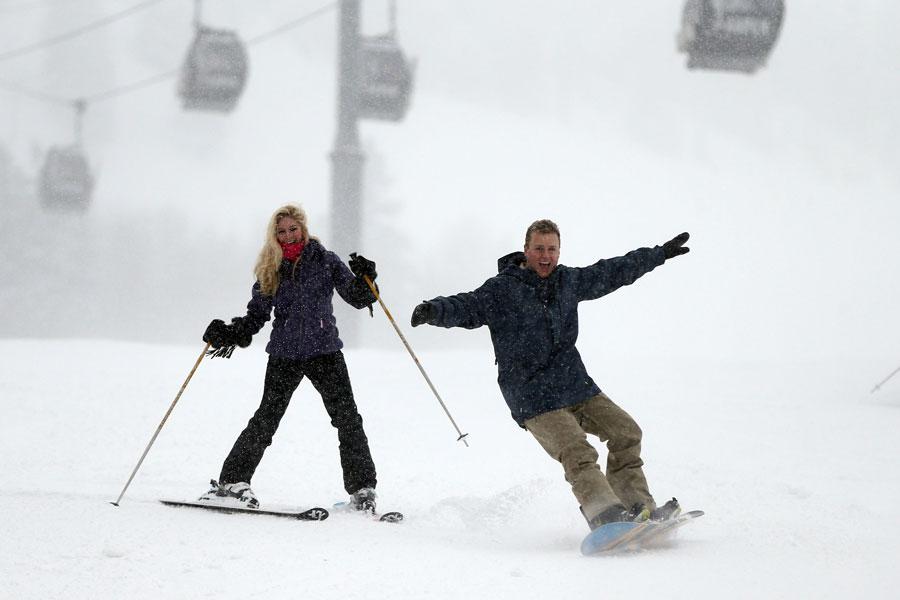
[524,231,560,279]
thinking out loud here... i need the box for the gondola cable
[0,1,337,106]
[0,77,69,106]
[0,0,170,63]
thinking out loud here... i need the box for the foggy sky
[1,1,898,365]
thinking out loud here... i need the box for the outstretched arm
[411,285,495,330]
[575,232,690,301]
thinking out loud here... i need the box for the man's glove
[203,319,232,348]
[349,253,377,281]
[662,232,690,260]
[410,302,434,327]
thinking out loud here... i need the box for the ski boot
[198,479,260,509]
[586,502,650,531]
[348,487,377,514]
[650,497,681,522]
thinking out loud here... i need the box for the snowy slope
[2,339,898,599]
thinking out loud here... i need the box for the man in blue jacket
[410,220,690,530]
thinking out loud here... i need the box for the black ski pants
[219,351,377,494]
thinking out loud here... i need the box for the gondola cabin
[39,145,93,211]
[678,0,785,74]
[179,27,248,112]
[357,35,414,122]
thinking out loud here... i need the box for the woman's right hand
[203,319,231,348]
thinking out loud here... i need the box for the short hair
[524,219,561,249]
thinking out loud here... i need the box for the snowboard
[580,510,704,555]
[332,501,404,523]
[160,499,329,521]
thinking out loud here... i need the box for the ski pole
[361,273,469,447]
[110,342,210,506]
[871,364,900,393]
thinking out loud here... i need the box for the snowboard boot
[650,497,681,522]
[348,487,377,514]
[198,479,260,509]
[585,502,650,531]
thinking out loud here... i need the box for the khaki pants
[524,392,655,520]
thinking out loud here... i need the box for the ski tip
[300,508,330,521]
[379,511,404,523]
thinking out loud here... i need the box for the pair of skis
[159,499,404,523]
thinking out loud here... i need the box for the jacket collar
[279,238,325,277]
[497,250,560,287]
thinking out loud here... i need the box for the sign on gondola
[678,0,785,74]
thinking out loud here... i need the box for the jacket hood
[497,251,525,273]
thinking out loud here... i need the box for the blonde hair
[254,204,311,296]
[524,219,561,249]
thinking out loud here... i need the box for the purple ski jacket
[238,239,375,360]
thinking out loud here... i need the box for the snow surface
[2,339,898,599]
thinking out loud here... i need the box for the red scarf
[280,240,305,261]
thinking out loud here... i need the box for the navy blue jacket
[239,239,375,360]
[425,246,666,426]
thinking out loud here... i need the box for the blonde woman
[199,204,380,513]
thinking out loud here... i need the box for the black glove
[203,317,252,359]
[229,317,253,348]
[410,302,434,327]
[349,253,377,281]
[203,319,232,348]
[662,232,690,260]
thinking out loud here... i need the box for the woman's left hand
[349,253,377,281]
